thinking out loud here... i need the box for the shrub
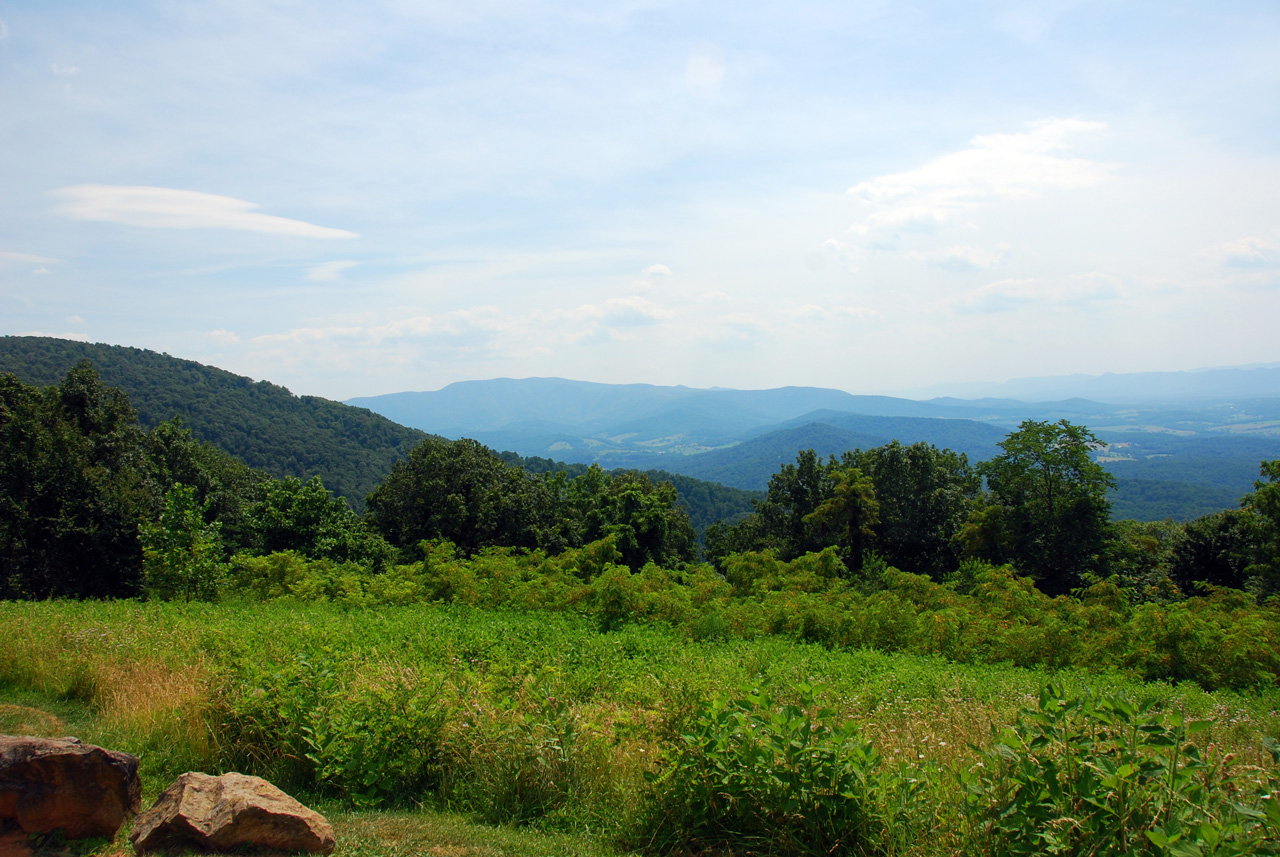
[642,682,924,856]
[961,683,1280,856]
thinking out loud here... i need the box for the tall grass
[0,598,1276,854]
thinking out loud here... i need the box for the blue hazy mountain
[349,376,1280,519]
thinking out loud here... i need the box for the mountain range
[4,335,1278,523]
[349,375,1280,519]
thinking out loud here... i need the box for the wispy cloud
[794,304,882,322]
[307,260,359,281]
[914,244,1010,271]
[51,186,358,239]
[932,272,1121,314]
[686,48,725,96]
[0,251,58,266]
[1204,235,1280,269]
[847,119,1115,239]
[642,263,673,276]
[592,296,676,326]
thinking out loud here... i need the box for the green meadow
[2,593,1277,855]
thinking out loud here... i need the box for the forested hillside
[0,336,428,506]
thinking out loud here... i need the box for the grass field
[1,599,1277,855]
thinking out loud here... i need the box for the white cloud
[847,119,1115,238]
[253,314,436,346]
[51,64,79,77]
[0,251,58,266]
[794,304,882,322]
[687,49,725,96]
[51,186,358,239]
[66,315,84,324]
[32,267,52,275]
[642,263,672,276]
[307,260,359,281]
[933,272,1121,314]
[208,329,240,345]
[596,295,675,326]
[915,244,1010,271]
[0,20,8,40]
[1204,235,1280,269]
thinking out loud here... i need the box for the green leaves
[140,482,225,602]
[645,683,920,856]
[962,684,1279,856]
[974,419,1116,594]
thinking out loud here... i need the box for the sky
[2,1,1279,401]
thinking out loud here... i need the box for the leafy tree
[754,449,841,560]
[143,417,267,553]
[366,438,560,556]
[707,443,979,576]
[803,466,879,569]
[854,441,979,578]
[1168,509,1259,593]
[1105,518,1181,601]
[140,483,224,601]
[1240,459,1280,595]
[248,475,393,570]
[0,364,153,598]
[969,420,1116,595]
[561,466,698,570]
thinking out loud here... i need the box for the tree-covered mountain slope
[0,336,428,507]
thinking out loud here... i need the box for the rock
[0,734,141,839]
[130,772,335,854]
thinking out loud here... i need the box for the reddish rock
[0,734,141,839]
[130,772,335,854]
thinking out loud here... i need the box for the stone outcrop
[130,772,335,854]
[0,734,141,839]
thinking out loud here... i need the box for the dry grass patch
[0,705,65,737]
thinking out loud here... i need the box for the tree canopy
[966,419,1116,594]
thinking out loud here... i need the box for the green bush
[961,683,1280,855]
[642,682,924,856]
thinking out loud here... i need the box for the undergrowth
[0,598,1276,856]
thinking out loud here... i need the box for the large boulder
[0,734,141,839]
[130,772,335,854]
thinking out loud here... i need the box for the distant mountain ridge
[350,375,1280,520]
[348,378,958,440]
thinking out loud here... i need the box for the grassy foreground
[0,598,1277,855]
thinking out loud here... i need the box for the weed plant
[0,597,1277,854]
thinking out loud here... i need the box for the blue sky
[2,1,1278,399]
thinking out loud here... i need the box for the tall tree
[561,466,698,570]
[803,465,879,569]
[248,475,393,570]
[366,437,560,556]
[1241,459,1280,595]
[140,483,224,602]
[854,441,979,578]
[970,419,1115,594]
[0,364,152,598]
